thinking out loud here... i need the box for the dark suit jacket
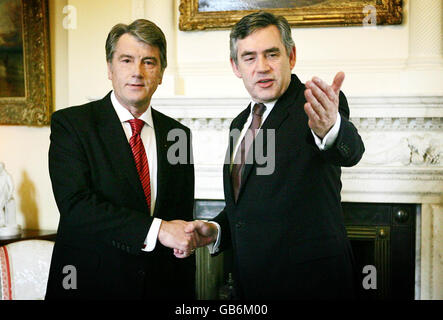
[213,74,365,300]
[46,92,195,299]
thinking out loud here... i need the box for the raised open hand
[304,71,345,139]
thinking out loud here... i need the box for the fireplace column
[421,205,443,299]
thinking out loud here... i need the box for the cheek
[243,78,254,91]
[151,71,163,85]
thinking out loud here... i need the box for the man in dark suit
[46,19,196,299]
[187,12,365,299]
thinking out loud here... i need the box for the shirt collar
[249,99,277,121]
[110,91,154,128]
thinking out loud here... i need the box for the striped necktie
[231,103,266,202]
[128,119,151,211]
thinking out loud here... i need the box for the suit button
[138,270,146,277]
[339,143,349,156]
[236,222,243,229]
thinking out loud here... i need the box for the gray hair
[230,11,295,65]
[105,19,167,71]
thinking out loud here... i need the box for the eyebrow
[240,47,281,58]
[117,54,134,60]
[240,50,255,58]
[264,47,281,54]
[117,54,158,61]
[142,56,158,62]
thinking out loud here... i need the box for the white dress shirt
[110,92,161,252]
[207,99,342,254]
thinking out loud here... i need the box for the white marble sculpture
[0,162,21,237]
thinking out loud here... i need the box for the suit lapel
[238,75,305,201]
[239,98,289,192]
[96,100,176,218]
[95,93,147,207]
[151,108,171,218]
[224,105,251,204]
[229,104,251,157]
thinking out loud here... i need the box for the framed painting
[0,0,52,126]
[179,0,403,31]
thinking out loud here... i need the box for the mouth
[256,79,274,88]
[127,83,145,89]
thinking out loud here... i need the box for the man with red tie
[187,12,365,299]
[46,19,196,299]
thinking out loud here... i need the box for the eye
[121,59,131,63]
[143,59,157,67]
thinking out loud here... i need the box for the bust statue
[0,162,21,237]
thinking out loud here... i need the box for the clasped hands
[157,220,218,258]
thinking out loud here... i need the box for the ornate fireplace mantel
[152,95,443,199]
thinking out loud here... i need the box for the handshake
[157,220,218,258]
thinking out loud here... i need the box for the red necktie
[128,119,151,211]
[231,103,266,202]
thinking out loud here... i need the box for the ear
[230,58,242,79]
[289,45,296,70]
[107,62,113,81]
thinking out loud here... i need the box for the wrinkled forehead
[236,25,284,53]
[113,34,160,58]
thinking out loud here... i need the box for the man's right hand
[174,220,218,258]
[172,220,219,258]
[157,220,198,254]
[187,220,218,246]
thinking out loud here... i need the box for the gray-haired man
[46,19,196,299]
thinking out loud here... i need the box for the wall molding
[172,117,443,132]
[152,95,443,131]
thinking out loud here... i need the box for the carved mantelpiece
[151,95,443,206]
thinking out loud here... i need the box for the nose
[256,55,270,73]
[131,61,144,78]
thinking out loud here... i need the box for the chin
[253,90,280,103]
[255,95,278,103]
[127,93,148,103]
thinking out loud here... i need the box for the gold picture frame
[179,0,403,31]
[0,0,52,126]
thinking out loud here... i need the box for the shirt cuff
[142,218,162,252]
[311,113,341,151]
[206,221,221,254]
